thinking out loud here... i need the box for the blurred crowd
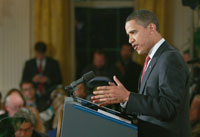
[0,41,200,137]
[0,42,142,137]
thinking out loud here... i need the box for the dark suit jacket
[125,42,191,137]
[22,57,62,95]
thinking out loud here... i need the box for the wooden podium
[60,97,138,137]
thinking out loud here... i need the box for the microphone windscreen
[82,71,95,82]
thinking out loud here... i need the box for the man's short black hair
[126,9,160,32]
[34,42,47,53]
[20,80,34,89]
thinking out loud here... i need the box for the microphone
[64,71,95,95]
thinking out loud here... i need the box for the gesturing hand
[91,76,130,106]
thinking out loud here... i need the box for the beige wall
[171,0,193,54]
[0,0,32,97]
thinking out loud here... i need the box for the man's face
[74,84,86,99]
[35,52,45,60]
[125,20,153,55]
[15,122,33,137]
[5,92,24,117]
[93,53,106,69]
[121,45,132,60]
[21,83,36,101]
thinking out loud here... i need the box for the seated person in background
[74,83,86,99]
[47,88,67,137]
[14,107,48,137]
[0,89,25,120]
[20,81,49,112]
[27,106,46,134]
[190,95,200,131]
[82,49,117,80]
[21,41,62,99]
[116,44,142,92]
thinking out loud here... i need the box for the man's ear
[148,23,157,32]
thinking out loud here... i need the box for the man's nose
[129,36,135,44]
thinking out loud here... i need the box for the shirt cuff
[120,101,128,108]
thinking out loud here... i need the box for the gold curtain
[34,0,72,84]
[137,0,170,37]
[133,0,173,64]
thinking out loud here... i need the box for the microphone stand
[65,85,78,102]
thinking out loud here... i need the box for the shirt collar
[36,58,46,68]
[148,38,165,59]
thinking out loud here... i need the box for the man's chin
[136,50,142,55]
[136,50,147,55]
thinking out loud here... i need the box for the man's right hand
[91,76,130,106]
[32,74,41,83]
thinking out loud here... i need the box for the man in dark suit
[91,10,191,137]
[82,49,116,80]
[22,42,62,98]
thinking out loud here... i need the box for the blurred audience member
[0,89,25,120]
[50,88,66,129]
[27,106,46,134]
[183,50,191,63]
[116,44,142,92]
[82,49,116,80]
[74,83,86,99]
[183,51,193,75]
[190,95,200,122]
[20,81,49,112]
[47,88,67,137]
[189,94,200,137]
[22,41,62,99]
[14,107,48,137]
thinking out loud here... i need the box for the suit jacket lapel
[34,58,39,73]
[139,41,168,94]
[43,58,48,74]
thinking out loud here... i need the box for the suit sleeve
[22,61,34,82]
[125,52,189,121]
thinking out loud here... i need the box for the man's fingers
[98,102,108,107]
[93,100,112,107]
[93,90,110,95]
[113,75,123,86]
[92,94,113,100]
[109,82,116,86]
[92,94,106,99]
[96,86,111,90]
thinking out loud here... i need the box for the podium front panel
[60,100,137,137]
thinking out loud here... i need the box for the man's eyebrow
[127,30,137,35]
[129,30,137,34]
